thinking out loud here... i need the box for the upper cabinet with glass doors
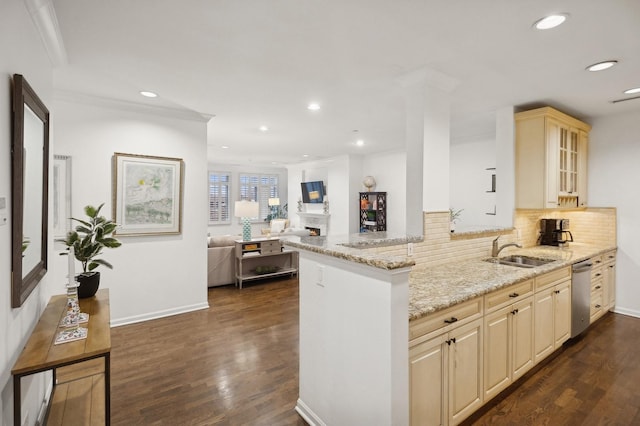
[515,107,591,209]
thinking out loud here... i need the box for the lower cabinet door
[484,307,510,400]
[512,297,534,380]
[553,281,571,347]
[449,319,483,426]
[410,333,448,426]
[534,290,554,364]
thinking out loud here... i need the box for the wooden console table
[12,289,111,426]
[235,238,299,289]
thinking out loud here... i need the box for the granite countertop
[409,243,617,321]
[282,232,421,270]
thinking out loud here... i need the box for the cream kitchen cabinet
[603,250,616,310]
[483,294,534,401]
[410,298,484,426]
[590,254,607,323]
[515,107,591,209]
[533,267,571,364]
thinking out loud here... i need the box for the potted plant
[449,208,463,233]
[62,203,121,298]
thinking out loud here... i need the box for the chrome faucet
[492,236,522,257]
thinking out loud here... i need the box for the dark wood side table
[12,289,111,426]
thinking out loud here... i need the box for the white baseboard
[110,302,209,327]
[295,399,326,426]
[611,306,640,319]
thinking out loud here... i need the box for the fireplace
[297,212,330,236]
[305,226,321,236]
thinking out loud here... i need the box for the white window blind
[208,171,230,224]
[239,173,278,221]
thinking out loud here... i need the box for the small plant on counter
[450,208,464,223]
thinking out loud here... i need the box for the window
[239,173,278,220]
[208,171,230,224]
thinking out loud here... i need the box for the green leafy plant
[450,208,464,223]
[265,203,288,222]
[62,203,122,272]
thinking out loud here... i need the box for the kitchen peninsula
[285,232,616,426]
[284,232,419,426]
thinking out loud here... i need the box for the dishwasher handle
[572,261,593,273]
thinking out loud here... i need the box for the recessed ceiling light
[302,154,309,158]
[221,145,229,149]
[356,139,365,147]
[586,60,618,72]
[624,87,640,94]
[307,103,320,111]
[533,14,568,30]
[140,91,158,98]
[259,125,269,132]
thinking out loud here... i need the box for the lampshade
[235,200,260,218]
[268,197,280,206]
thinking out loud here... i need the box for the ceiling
[48,0,640,166]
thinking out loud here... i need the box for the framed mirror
[11,74,50,308]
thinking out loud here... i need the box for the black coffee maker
[539,218,573,246]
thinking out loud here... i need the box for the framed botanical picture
[113,153,184,236]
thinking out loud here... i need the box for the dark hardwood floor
[466,312,640,426]
[110,277,306,425]
[110,277,640,425]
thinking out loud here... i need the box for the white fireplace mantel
[297,213,330,236]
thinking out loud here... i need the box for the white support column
[495,106,515,228]
[400,68,459,232]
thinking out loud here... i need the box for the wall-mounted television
[301,181,325,204]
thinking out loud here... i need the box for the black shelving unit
[359,192,387,232]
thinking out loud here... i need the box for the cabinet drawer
[603,250,617,263]
[591,277,604,292]
[591,266,604,281]
[485,279,533,312]
[535,266,571,292]
[591,255,604,268]
[590,290,604,323]
[260,240,281,254]
[409,297,483,344]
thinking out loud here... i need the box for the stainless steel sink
[487,255,556,268]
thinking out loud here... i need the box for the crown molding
[24,0,68,66]
[53,90,215,123]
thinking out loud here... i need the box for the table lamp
[235,200,259,241]
[268,197,280,219]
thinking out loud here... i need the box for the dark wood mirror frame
[11,74,50,308]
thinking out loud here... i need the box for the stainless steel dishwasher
[571,259,593,338]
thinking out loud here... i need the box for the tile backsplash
[514,208,616,248]
[365,207,616,269]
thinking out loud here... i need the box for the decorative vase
[77,271,101,298]
[450,221,456,233]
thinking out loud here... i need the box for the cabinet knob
[555,290,560,294]
[595,273,602,277]
[509,293,519,298]
[444,317,458,324]
[595,304,601,309]
[511,309,519,315]
[595,285,601,290]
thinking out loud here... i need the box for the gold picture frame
[113,152,184,236]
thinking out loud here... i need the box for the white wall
[450,137,497,230]
[206,163,287,237]
[287,153,407,236]
[53,97,209,325]
[1,1,55,424]
[362,150,406,234]
[589,111,640,318]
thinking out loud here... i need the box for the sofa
[207,235,237,287]
[261,218,311,237]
